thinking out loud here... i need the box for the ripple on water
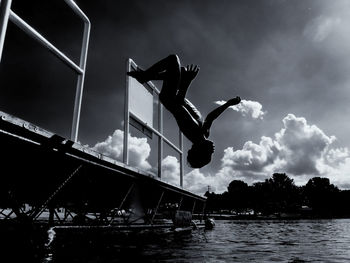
[39,219,350,262]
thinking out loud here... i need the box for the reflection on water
[3,219,350,262]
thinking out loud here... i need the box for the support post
[177,196,183,211]
[109,182,134,224]
[179,132,184,187]
[4,210,14,219]
[151,191,164,224]
[123,59,131,164]
[70,14,90,141]
[191,200,196,215]
[118,182,134,210]
[53,209,62,224]
[0,0,12,62]
[32,165,83,220]
[158,103,163,178]
[49,207,54,225]
[64,0,91,142]
[200,202,206,223]
[63,209,74,221]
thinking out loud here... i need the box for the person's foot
[228,96,241,105]
[127,68,147,84]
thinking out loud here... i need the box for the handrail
[8,10,83,74]
[130,112,183,154]
[64,0,90,24]
[0,0,91,142]
[0,0,12,62]
[65,0,91,142]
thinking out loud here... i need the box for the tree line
[204,173,350,218]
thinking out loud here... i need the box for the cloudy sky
[2,0,350,195]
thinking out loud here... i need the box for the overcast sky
[2,0,350,195]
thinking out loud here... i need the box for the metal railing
[124,59,184,187]
[0,0,90,142]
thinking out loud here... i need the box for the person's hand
[183,64,200,81]
[228,96,241,105]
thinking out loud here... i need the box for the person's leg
[158,55,181,104]
[175,67,188,102]
[127,54,181,101]
[176,65,199,102]
[202,97,241,138]
[127,54,180,83]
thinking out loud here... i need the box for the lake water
[6,219,350,262]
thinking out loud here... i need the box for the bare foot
[127,69,147,84]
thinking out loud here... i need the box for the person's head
[187,140,215,168]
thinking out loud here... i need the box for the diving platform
[0,0,207,231]
[0,110,206,227]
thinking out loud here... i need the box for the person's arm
[202,97,241,137]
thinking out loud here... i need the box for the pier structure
[0,0,206,231]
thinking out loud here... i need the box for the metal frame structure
[0,1,208,233]
[0,0,90,142]
[0,109,206,228]
[124,58,184,187]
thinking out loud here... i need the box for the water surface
[44,219,350,262]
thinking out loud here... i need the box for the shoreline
[194,214,350,220]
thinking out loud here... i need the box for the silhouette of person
[127,54,241,168]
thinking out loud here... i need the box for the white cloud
[90,114,350,195]
[276,114,335,175]
[184,169,217,195]
[215,114,350,190]
[91,133,228,195]
[161,156,226,195]
[92,129,152,171]
[215,99,265,119]
[93,129,124,160]
[221,136,278,172]
[161,155,180,186]
[160,155,231,195]
[303,15,341,42]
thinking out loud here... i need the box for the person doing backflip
[127,54,241,168]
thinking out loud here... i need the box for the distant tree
[205,191,230,212]
[268,173,294,190]
[204,174,349,218]
[250,173,301,214]
[268,173,301,212]
[304,177,339,216]
[250,179,277,214]
[227,180,249,211]
[228,180,248,194]
[335,190,350,217]
[204,191,218,213]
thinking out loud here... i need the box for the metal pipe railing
[8,10,84,74]
[179,131,184,187]
[64,0,91,142]
[130,112,183,155]
[0,0,91,142]
[0,0,12,62]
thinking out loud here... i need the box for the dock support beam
[32,164,83,220]
[151,191,164,224]
[109,182,134,224]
